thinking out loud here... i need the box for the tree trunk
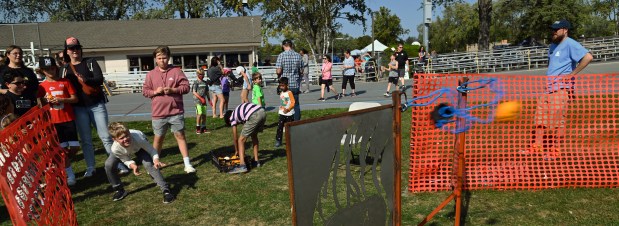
[478,0,492,51]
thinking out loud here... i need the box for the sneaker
[318,98,325,101]
[252,160,261,168]
[201,127,211,134]
[275,140,282,147]
[83,167,95,177]
[350,93,357,97]
[184,165,196,174]
[384,92,391,97]
[118,169,130,175]
[112,189,128,201]
[67,175,76,186]
[196,129,201,134]
[336,93,343,100]
[163,190,175,204]
[228,165,248,174]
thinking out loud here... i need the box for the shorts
[534,89,570,128]
[152,114,185,136]
[398,68,406,78]
[321,79,333,86]
[54,121,79,148]
[240,108,266,137]
[388,77,399,85]
[243,80,251,90]
[195,104,207,115]
[209,85,222,94]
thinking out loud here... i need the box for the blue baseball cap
[550,19,572,30]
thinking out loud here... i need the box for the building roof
[0,16,262,51]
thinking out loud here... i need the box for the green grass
[1,108,618,225]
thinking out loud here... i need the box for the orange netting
[409,74,619,192]
[0,106,77,225]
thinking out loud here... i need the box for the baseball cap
[38,57,57,69]
[550,20,572,30]
[65,36,82,48]
[282,39,293,47]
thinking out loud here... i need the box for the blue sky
[338,0,427,39]
[337,0,477,40]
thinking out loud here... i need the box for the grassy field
[1,107,618,225]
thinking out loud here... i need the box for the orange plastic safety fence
[0,106,77,225]
[409,74,619,192]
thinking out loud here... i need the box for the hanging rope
[400,78,504,134]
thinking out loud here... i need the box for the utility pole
[423,0,432,50]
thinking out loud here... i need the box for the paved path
[107,61,619,122]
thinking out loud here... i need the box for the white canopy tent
[362,40,388,52]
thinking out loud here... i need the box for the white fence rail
[415,36,619,74]
[105,36,619,94]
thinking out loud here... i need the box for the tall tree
[434,0,491,50]
[372,6,409,46]
[477,0,491,50]
[0,0,150,22]
[260,0,369,59]
[428,2,478,53]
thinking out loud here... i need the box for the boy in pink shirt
[142,46,195,173]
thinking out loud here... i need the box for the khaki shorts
[534,90,570,128]
[241,108,266,137]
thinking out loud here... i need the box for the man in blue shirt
[528,19,593,158]
[276,39,303,120]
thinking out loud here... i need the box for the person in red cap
[61,36,130,177]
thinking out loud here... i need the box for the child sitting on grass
[224,102,267,174]
[251,72,265,107]
[105,122,175,203]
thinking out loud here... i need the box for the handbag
[69,63,99,95]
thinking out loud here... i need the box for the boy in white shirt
[104,122,175,203]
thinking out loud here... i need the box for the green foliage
[0,0,150,22]
[429,2,479,53]
[259,0,369,57]
[372,7,410,46]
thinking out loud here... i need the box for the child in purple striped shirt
[224,103,266,174]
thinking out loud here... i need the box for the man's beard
[552,34,565,44]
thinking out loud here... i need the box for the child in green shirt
[251,72,265,107]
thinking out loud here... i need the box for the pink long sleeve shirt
[142,66,190,119]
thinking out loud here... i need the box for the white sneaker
[83,168,96,177]
[184,165,196,173]
[118,169,130,175]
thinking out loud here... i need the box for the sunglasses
[11,81,25,86]
[67,46,81,51]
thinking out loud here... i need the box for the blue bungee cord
[400,78,504,134]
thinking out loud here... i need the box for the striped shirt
[229,103,262,126]
[275,50,303,89]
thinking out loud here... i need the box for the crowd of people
[0,19,592,205]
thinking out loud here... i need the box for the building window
[198,55,209,68]
[128,56,153,72]
[183,55,197,69]
[172,55,182,67]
